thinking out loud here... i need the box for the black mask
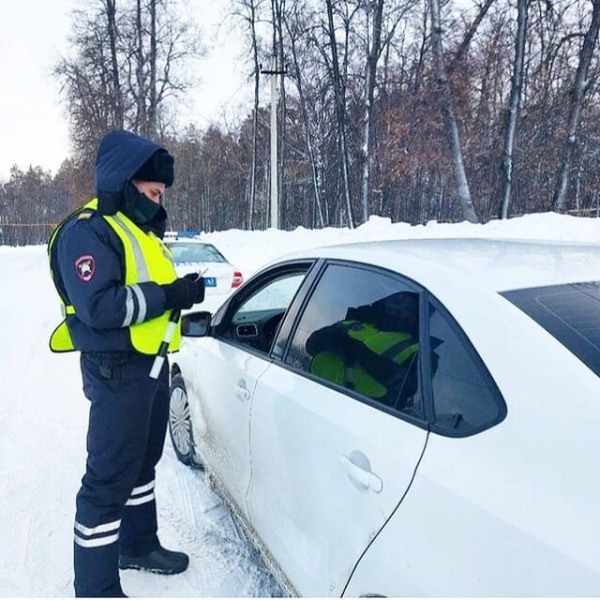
[121,181,162,224]
[119,181,168,238]
[148,212,167,239]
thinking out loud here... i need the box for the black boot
[119,546,189,575]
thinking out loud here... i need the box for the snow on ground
[0,212,598,597]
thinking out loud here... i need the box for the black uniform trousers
[73,350,170,597]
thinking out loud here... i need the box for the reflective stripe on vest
[49,199,180,355]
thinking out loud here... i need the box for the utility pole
[261,55,285,230]
[269,55,279,230]
[261,0,286,230]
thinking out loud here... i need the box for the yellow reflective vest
[310,319,419,399]
[48,199,181,354]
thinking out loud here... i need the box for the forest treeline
[1,0,599,246]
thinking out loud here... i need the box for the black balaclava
[95,131,174,216]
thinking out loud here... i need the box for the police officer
[48,130,205,597]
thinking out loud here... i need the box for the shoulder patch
[75,255,96,282]
[77,211,93,220]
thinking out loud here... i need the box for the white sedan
[167,238,600,597]
[163,234,243,311]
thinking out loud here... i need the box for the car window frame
[209,259,320,360]
[276,258,507,438]
[278,259,431,428]
[424,294,507,438]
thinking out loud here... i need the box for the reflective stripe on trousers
[73,351,169,597]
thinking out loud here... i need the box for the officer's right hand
[161,275,205,310]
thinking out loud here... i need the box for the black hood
[95,130,172,216]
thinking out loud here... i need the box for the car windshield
[502,281,600,376]
[166,242,227,263]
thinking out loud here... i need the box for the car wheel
[168,374,202,468]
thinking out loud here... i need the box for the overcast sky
[0,0,251,179]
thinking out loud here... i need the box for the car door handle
[340,454,383,493]
[235,382,251,402]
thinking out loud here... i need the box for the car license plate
[204,277,216,287]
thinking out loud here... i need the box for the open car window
[220,272,307,355]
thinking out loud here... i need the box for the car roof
[278,237,600,292]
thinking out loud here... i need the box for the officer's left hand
[183,273,205,303]
[161,275,205,310]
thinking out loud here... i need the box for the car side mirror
[181,311,212,337]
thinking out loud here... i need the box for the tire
[168,374,202,467]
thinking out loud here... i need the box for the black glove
[161,274,205,310]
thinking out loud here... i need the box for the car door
[340,295,509,596]
[189,265,311,516]
[246,262,430,596]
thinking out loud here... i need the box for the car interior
[225,308,287,354]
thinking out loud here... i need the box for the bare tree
[429,0,479,223]
[553,0,600,212]
[358,0,419,222]
[148,0,158,136]
[284,3,325,227]
[106,0,124,127]
[231,0,267,229]
[18,0,600,238]
[325,0,355,228]
[449,0,497,71]
[499,0,528,219]
[54,5,122,162]
[54,0,201,161]
[359,0,385,223]
[135,0,147,131]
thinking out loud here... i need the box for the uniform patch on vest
[75,255,96,282]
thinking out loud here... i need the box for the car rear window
[166,242,227,263]
[502,281,600,377]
